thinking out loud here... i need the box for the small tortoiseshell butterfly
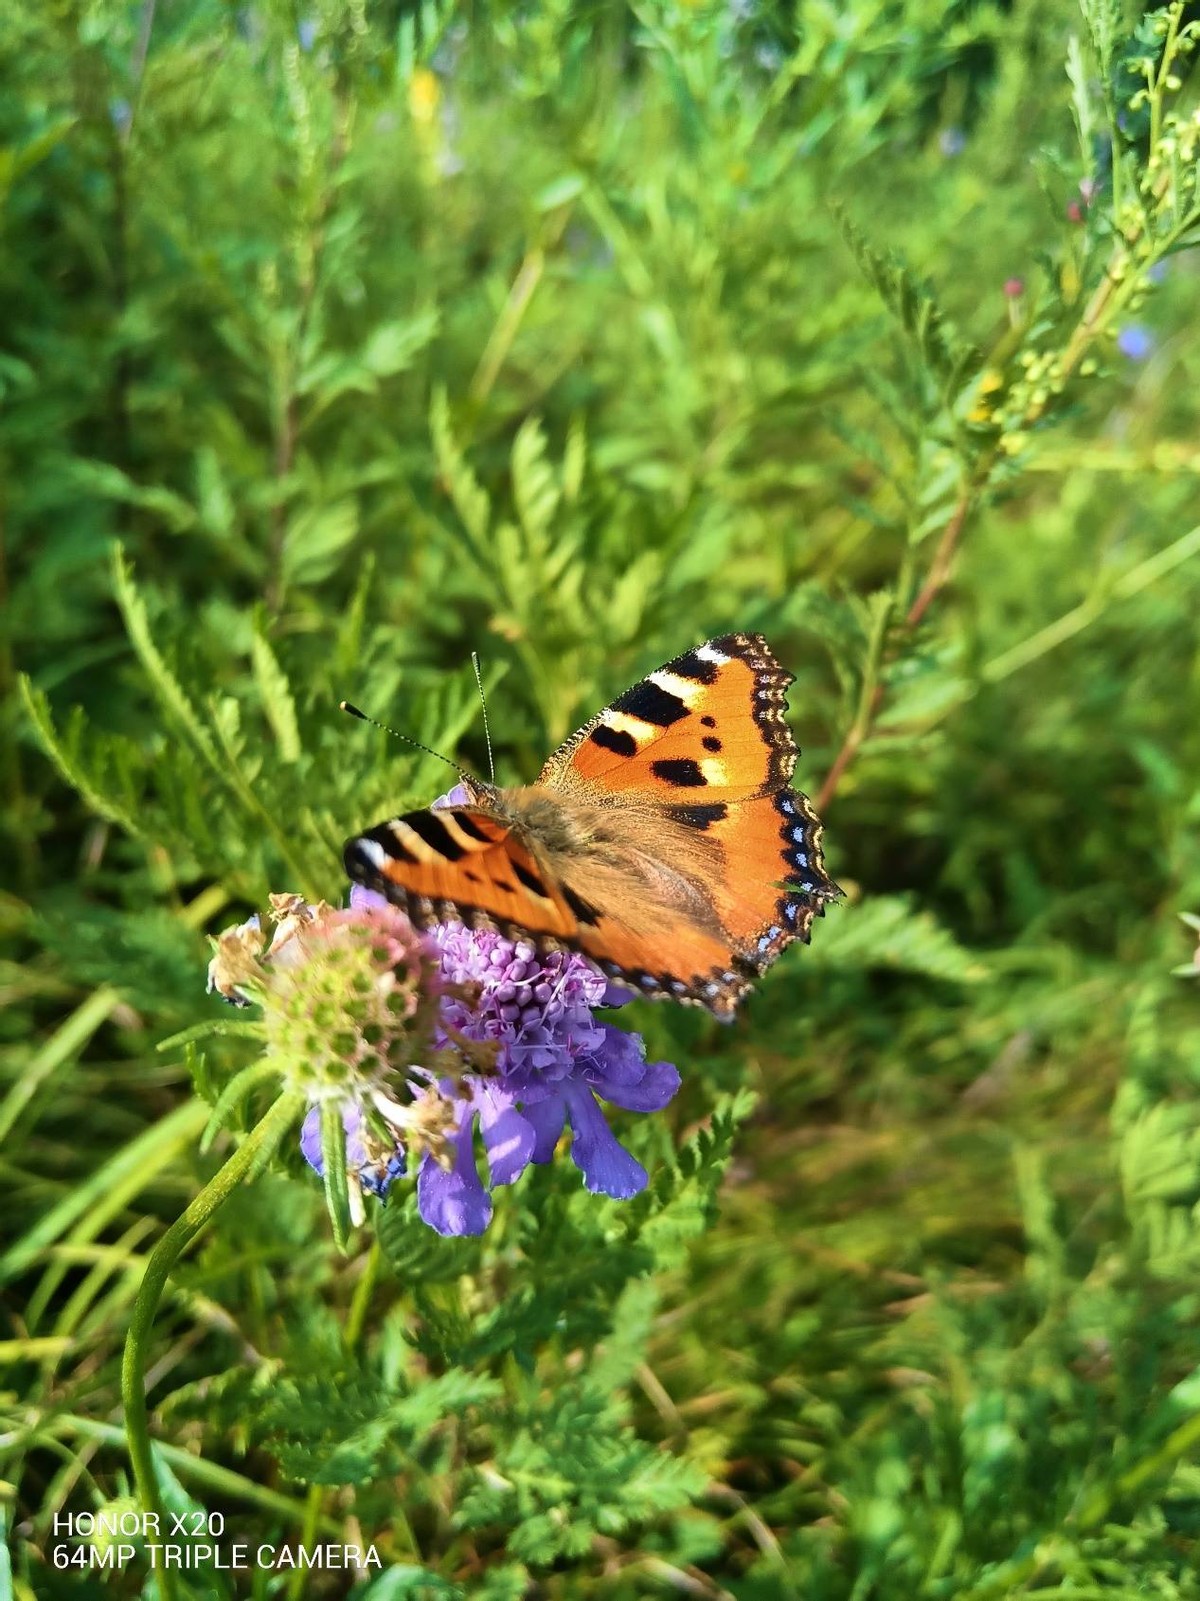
[344,634,839,1016]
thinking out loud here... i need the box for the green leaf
[282,501,360,588]
[431,388,491,551]
[511,417,560,544]
[377,1190,483,1284]
[70,459,197,534]
[200,1059,282,1153]
[837,210,981,402]
[353,1568,462,1599]
[251,628,302,762]
[112,546,220,764]
[361,310,440,377]
[18,677,142,837]
[802,895,987,983]
[260,1370,502,1486]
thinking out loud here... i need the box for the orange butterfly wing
[540,634,793,799]
[343,805,580,942]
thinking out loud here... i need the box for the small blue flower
[297,16,317,51]
[1117,324,1155,361]
[938,127,966,158]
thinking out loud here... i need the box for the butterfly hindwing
[554,859,755,1011]
[704,788,833,967]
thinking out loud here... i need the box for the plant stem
[468,245,546,409]
[904,475,981,630]
[815,683,881,817]
[816,589,897,815]
[121,1092,305,1601]
[982,518,1200,682]
[287,1238,383,1598]
[345,1238,381,1352]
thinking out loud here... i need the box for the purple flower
[346,884,680,1237]
[265,785,680,1237]
[1117,324,1155,362]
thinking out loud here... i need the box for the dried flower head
[258,901,440,1103]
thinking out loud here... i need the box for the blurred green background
[4,0,1200,1594]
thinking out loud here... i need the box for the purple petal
[562,1081,648,1200]
[417,1152,492,1236]
[590,1054,681,1113]
[478,1088,535,1186]
[349,883,389,913]
[416,1104,491,1235]
[434,783,471,809]
[585,1023,645,1087]
[580,1025,681,1111]
[523,1094,566,1163]
[300,1102,367,1174]
[300,1105,322,1171]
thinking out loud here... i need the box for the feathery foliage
[3,0,1200,1595]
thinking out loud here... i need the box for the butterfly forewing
[540,635,795,799]
[344,805,578,941]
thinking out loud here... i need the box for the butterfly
[343,634,839,1017]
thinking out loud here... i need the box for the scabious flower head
[208,812,681,1238]
[349,885,681,1237]
[208,894,464,1220]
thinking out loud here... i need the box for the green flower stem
[344,1237,381,1352]
[121,1091,306,1601]
[815,589,895,815]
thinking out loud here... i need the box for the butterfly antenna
[471,651,496,785]
[339,701,472,782]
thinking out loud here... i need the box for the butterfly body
[345,635,839,1016]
